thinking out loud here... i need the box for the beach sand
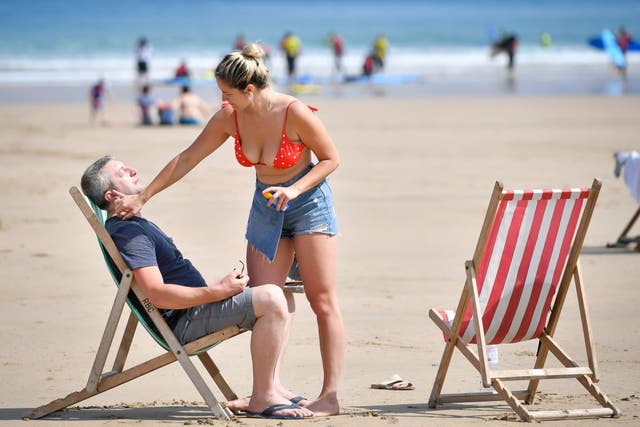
[1,96,639,426]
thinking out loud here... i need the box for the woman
[115,43,344,417]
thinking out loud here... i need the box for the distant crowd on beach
[88,31,392,126]
[88,25,635,125]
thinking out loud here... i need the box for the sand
[1,96,639,426]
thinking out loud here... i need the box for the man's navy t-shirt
[106,216,207,327]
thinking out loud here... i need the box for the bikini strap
[222,102,240,135]
[281,100,297,134]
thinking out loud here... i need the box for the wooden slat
[529,408,616,420]
[493,367,592,381]
[437,389,529,403]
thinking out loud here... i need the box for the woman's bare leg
[294,234,344,416]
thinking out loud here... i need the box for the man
[80,156,312,420]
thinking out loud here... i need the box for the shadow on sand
[2,405,215,422]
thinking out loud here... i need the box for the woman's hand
[113,192,146,219]
[263,185,301,211]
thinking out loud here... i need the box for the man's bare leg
[241,284,312,418]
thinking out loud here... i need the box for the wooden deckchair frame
[29,186,247,420]
[427,179,620,421]
[606,205,640,251]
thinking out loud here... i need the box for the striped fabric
[439,187,590,345]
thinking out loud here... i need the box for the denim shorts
[246,163,339,261]
[171,287,256,345]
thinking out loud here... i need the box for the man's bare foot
[224,396,250,412]
[247,396,313,418]
[305,392,339,416]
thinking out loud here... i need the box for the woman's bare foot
[305,392,339,416]
[274,384,311,406]
[224,396,250,412]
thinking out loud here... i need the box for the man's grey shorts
[172,287,256,345]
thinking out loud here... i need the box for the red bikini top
[225,100,317,169]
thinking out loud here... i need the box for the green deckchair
[29,186,247,420]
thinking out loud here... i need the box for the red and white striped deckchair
[428,180,619,421]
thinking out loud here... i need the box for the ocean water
[0,0,638,94]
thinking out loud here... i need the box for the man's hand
[215,269,249,298]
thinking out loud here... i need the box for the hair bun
[242,43,264,60]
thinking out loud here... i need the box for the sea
[0,0,639,100]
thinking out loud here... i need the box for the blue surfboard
[600,29,626,68]
[589,35,640,51]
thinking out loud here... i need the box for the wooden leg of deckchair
[541,335,619,416]
[28,349,179,419]
[429,265,478,408]
[86,271,133,392]
[428,334,457,408]
[491,379,532,422]
[524,339,548,404]
[28,389,100,420]
[110,311,138,374]
[607,206,640,247]
[576,376,621,417]
[170,347,230,419]
[30,272,134,419]
[198,352,238,401]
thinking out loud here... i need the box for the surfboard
[352,73,420,85]
[592,29,626,68]
[277,73,421,87]
[588,34,640,51]
[158,76,218,87]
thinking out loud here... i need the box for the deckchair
[606,206,640,251]
[427,179,620,421]
[29,186,247,420]
[606,151,640,251]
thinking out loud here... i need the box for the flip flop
[246,403,305,420]
[371,374,415,391]
[289,395,308,404]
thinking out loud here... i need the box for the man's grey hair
[81,155,113,209]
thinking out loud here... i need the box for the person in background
[372,33,388,72]
[137,84,156,126]
[362,53,375,77]
[114,43,344,417]
[175,60,191,79]
[280,31,302,80]
[490,31,518,70]
[234,33,246,51]
[89,78,108,126]
[171,85,210,125]
[260,41,272,69]
[135,37,151,84]
[158,102,174,125]
[327,32,344,74]
[540,32,552,48]
[617,26,633,56]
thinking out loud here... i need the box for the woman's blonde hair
[215,43,269,89]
